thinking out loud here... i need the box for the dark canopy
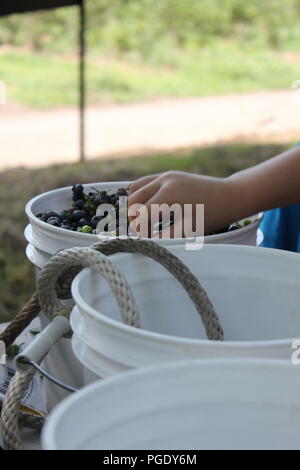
[0,1,81,17]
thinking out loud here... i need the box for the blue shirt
[259,144,300,252]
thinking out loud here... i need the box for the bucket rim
[41,357,298,450]
[71,243,300,349]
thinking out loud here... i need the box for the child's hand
[128,171,242,237]
[129,147,300,238]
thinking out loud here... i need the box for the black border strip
[0,1,81,17]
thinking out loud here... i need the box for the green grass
[0,141,291,322]
[1,43,299,107]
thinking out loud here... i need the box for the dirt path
[0,90,299,170]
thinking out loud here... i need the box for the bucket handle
[37,246,141,329]
[1,238,224,450]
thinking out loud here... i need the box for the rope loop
[1,237,224,450]
[37,246,141,328]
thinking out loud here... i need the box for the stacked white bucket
[71,243,300,385]
[43,359,300,450]
[25,182,268,407]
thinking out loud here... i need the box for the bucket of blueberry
[25,181,263,267]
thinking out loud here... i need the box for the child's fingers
[128,200,155,238]
[128,179,160,215]
[129,190,169,238]
[129,174,159,195]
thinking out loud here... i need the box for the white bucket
[42,359,300,450]
[25,181,263,256]
[24,182,263,408]
[71,244,300,382]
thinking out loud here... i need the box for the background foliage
[0,0,300,107]
[1,0,300,57]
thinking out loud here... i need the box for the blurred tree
[0,0,299,55]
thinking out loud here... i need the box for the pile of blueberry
[36,184,129,235]
[36,183,253,237]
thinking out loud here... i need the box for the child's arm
[228,146,300,215]
[128,146,300,235]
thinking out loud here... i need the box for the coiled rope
[0,238,223,449]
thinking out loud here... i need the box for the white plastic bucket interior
[42,359,300,450]
[25,181,263,257]
[70,244,300,380]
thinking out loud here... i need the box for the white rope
[1,238,224,450]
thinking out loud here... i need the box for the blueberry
[59,210,70,220]
[90,215,104,229]
[61,224,72,230]
[110,194,119,206]
[36,213,47,222]
[93,195,102,207]
[47,217,61,227]
[72,185,84,202]
[72,184,84,195]
[44,210,60,221]
[78,218,90,227]
[82,202,91,211]
[75,199,85,209]
[94,194,111,206]
[228,224,239,231]
[103,193,112,203]
[72,210,88,222]
[117,188,128,197]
